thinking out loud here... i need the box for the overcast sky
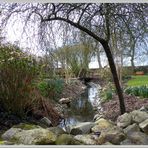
[5,21,148,68]
[1,6,148,68]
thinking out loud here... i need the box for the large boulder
[103,142,113,145]
[48,127,66,136]
[56,134,81,145]
[139,105,148,113]
[139,119,148,134]
[0,140,14,145]
[1,128,21,141]
[120,139,135,145]
[1,123,57,145]
[97,126,126,145]
[131,110,148,123]
[117,113,132,128]
[40,117,52,127]
[74,134,97,145]
[91,118,114,133]
[121,132,148,145]
[70,122,95,135]
[123,123,140,134]
[93,114,104,121]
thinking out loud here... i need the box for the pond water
[59,83,102,130]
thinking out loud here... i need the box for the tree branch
[42,16,106,44]
[77,4,91,24]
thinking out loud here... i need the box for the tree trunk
[131,55,135,73]
[130,40,136,73]
[97,50,102,68]
[101,41,126,114]
[120,52,123,88]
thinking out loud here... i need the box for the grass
[13,123,39,130]
[127,75,148,87]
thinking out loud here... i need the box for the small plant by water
[100,82,115,102]
[37,78,64,101]
[125,85,148,98]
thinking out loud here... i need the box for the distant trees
[55,42,92,78]
[118,4,147,71]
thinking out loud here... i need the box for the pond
[59,83,102,130]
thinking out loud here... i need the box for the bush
[37,78,64,101]
[122,67,134,77]
[105,90,113,101]
[100,82,115,102]
[100,89,113,102]
[121,67,133,83]
[0,45,38,117]
[125,85,148,98]
[97,67,113,82]
[122,75,132,82]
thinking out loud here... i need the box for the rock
[59,98,71,104]
[93,114,104,121]
[54,104,64,117]
[103,142,113,145]
[139,119,148,134]
[87,82,97,87]
[139,105,148,113]
[95,116,104,121]
[93,107,98,111]
[1,128,22,141]
[64,125,71,134]
[131,110,148,123]
[70,122,95,135]
[91,118,114,133]
[121,132,148,145]
[120,139,135,145]
[56,134,81,145]
[82,86,87,90]
[48,127,66,136]
[74,134,97,145]
[0,140,14,145]
[97,126,126,145]
[12,123,40,130]
[40,117,52,127]
[124,123,140,134]
[117,113,132,128]
[2,124,57,145]
[95,118,114,125]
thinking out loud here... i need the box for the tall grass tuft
[125,85,148,98]
[0,44,38,117]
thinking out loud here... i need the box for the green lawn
[127,75,148,87]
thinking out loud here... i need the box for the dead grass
[101,93,148,122]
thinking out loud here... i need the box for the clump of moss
[10,137,20,144]
[56,134,82,145]
[0,141,4,145]
[13,123,39,130]
[0,130,5,141]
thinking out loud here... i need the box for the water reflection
[88,86,99,105]
[59,84,101,129]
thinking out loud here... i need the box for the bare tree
[39,3,127,114]
[118,4,148,71]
